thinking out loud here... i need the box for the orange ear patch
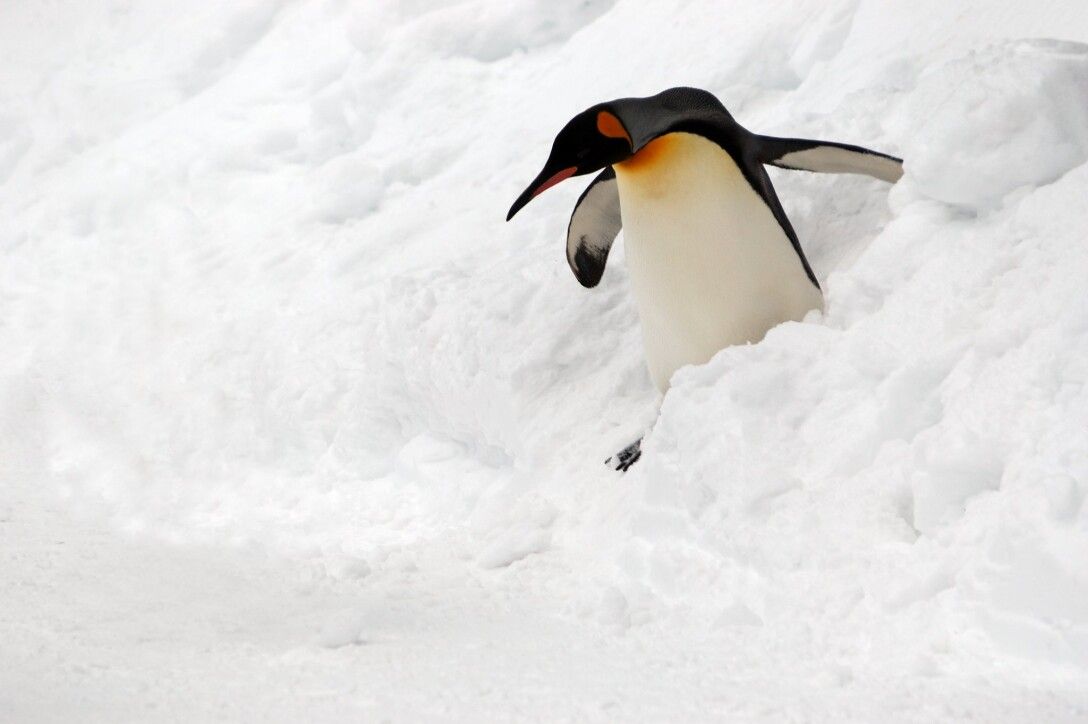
[596,111,631,144]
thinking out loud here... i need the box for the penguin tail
[755,135,903,184]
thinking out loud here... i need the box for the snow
[3,0,1088,720]
[899,39,1088,209]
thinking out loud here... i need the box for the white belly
[614,132,823,392]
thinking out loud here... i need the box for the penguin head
[506,106,633,221]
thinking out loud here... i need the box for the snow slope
[3,0,1088,720]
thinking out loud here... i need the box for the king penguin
[506,87,902,471]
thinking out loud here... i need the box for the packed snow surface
[3,0,1088,720]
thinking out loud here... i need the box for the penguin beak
[506,165,578,221]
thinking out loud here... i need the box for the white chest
[613,132,823,392]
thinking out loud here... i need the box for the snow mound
[633,154,1088,666]
[899,39,1088,209]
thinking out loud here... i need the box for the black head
[506,106,634,221]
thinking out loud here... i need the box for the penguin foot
[605,438,642,473]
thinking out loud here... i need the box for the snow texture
[3,0,1088,720]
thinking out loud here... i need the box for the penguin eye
[575,148,591,160]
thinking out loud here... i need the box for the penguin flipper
[566,167,622,288]
[755,135,903,184]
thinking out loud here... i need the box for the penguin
[506,87,902,471]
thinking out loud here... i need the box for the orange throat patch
[615,134,680,173]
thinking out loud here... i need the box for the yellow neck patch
[615,133,679,173]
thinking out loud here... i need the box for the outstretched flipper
[566,167,622,288]
[755,135,903,183]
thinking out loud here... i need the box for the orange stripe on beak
[533,166,577,197]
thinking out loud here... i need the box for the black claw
[605,438,643,473]
[617,450,641,472]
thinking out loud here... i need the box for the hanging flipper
[566,167,622,288]
[755,135,903,183]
